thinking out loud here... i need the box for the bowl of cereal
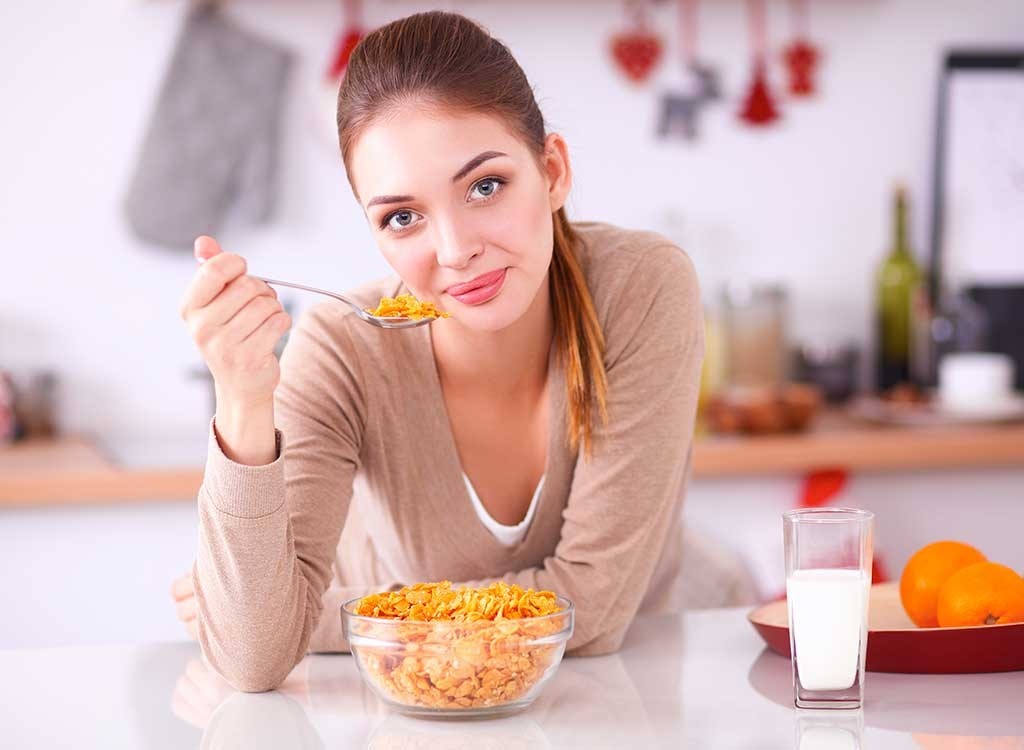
[341,581,574,717]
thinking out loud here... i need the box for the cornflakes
[365,294,451,320]
[348,581,569,711]
[355,580,562,621]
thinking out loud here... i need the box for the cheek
[381,240,437,296]
[487,187,554,269]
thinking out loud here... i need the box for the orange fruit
[936,561,1024,627]
[899,541,986,627]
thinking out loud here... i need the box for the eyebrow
[365,150,509,209]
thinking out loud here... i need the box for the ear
[541,132,573,213]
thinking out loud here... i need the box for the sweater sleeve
[192,305,366,691]
[304,579,406,654]
[454,247,703,656]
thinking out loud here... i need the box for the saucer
[937,394,1024,421]
[848,394,1024,427]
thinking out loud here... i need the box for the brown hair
[337,11,608,455]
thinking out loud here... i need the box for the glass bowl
[341,595,574,717]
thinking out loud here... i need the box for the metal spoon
[252,276,435,330]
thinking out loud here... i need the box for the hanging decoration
[326,0,365,83]
[314,0,365,154]
[781,0,822,97]
[738,0,781,126]
[609,0,664,85]
[656,0,721,141]
[123,1,294,249]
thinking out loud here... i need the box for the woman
[174,10,703,692]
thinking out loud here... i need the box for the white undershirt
[463,472,545,546]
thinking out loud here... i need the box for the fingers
[178,235,288,406]
[238,311,292,359]
[171,571,199,640]
[178,244,248,319]
[176,595,197,623]
[191,273,278,334]
[218,286,285,344]
[193,235,222,264]
[171,572,193,602]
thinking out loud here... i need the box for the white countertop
[2,608,1021,748]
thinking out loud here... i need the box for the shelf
[3,413,1024,506]
[691,411,1024,478]
[0,437,203,507]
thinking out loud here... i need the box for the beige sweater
[192,222,704,691]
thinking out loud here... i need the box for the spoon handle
[252,276,358,310]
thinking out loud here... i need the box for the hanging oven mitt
[123,3,294,249]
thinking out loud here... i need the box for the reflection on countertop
[2,609,1021,748]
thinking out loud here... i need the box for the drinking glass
[783,508,873,709]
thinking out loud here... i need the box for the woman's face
[348,106,572,332]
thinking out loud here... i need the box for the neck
[431,274,553,397]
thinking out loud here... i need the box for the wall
[0,501,198,648]
[3,0,1021,442]
[2,0,1023,649]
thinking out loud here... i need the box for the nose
[433,215,482,270]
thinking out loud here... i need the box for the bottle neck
[892,189,910,257]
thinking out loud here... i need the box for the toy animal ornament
[656,0,720,141]
[657,64,720,140]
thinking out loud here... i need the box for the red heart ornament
[326,29,364,81]
[610,32,663,83]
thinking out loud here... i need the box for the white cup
[938,353,1016,413]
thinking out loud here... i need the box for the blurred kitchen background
[2,0,1022,649]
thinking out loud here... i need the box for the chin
[443,279,535,333]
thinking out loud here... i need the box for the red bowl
[748,582,1024,674]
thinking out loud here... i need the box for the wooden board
[0,436,203,506]
[693,412,1024,477]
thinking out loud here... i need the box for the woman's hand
[171,571,199,641]
[180,236,288,465]
[179,236,291,411]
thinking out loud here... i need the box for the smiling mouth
[445,268,508,306]
[445,268,507,296]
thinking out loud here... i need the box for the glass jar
[721,283,789,388]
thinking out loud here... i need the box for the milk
[786,569,869,692]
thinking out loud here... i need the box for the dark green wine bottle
[875,186,922,391]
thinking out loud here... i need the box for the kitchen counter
[2,607,1020,748]
[3,412,1024,505]
[692,410,1024,477]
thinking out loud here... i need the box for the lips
[446,267,508,306]
[445,268,507,296]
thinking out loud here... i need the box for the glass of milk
[783,508,873,710]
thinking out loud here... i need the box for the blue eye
[469,177,506,201]
[382,209,422,233]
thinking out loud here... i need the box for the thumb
[193,235,223,265]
